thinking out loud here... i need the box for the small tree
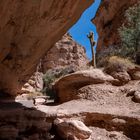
[118,3,140,61]
[87,31,96,68]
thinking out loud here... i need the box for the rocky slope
[92,0,138,51]
[0,0,94,95]
[41,34,89,73]
[14,67,140,140]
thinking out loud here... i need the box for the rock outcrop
[0,0,94,95]
[92,0,138,51]
[41,34,89,73]
[54,67,140,103]
[21,72,44,93]
[21,33,89,93]
[54,69,115,103]
[104,56,140,85]
[54,118,92,140]
[133,91,140,103]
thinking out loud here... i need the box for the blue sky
[69,0,101,59]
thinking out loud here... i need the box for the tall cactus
[87,31,96,68]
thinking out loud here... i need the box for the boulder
[21,72,43,93]
[21,83,36,93]
[110,71,131,85]
[133,91,140,103]
[54,118,92,140]
[33,96,49,106]
[103,56,139,85]
[130,71,140,80]
[33,98,46,106]
[54,69,115,103]
[127,89,136,97]
[128,66,140,80]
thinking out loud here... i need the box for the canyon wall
[21,34,89,93]
[93,0,138,51]
[0,0,94,95]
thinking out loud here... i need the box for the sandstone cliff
[0,0,94,95]
[41,34,89,73]
[92,0,138,51]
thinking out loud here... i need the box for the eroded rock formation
[21,72,44,93]
[92,0,138,51]
[21,33,89,93]
[0,0,94,95]
[41,33,89,73]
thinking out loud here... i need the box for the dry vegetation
[104,56,136,73]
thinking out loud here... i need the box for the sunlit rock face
[0,0,94,95]
[41,34,89,73]
[92,0,138,52]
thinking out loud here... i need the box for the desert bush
[42,70,57,99]
[104,56,135,74]
[26,92,43,100]
[43,66,75,87]
[42,66,75,99]
[96,45,122,67]
[97,3,140,67]
[118,3,140,61]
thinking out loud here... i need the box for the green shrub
[118,3,140,60]
[42,70,56,99]
[97,3,140,67]
[96,45,122,67]
[42,66,75,99]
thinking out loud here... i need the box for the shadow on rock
[0,92,53,140]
